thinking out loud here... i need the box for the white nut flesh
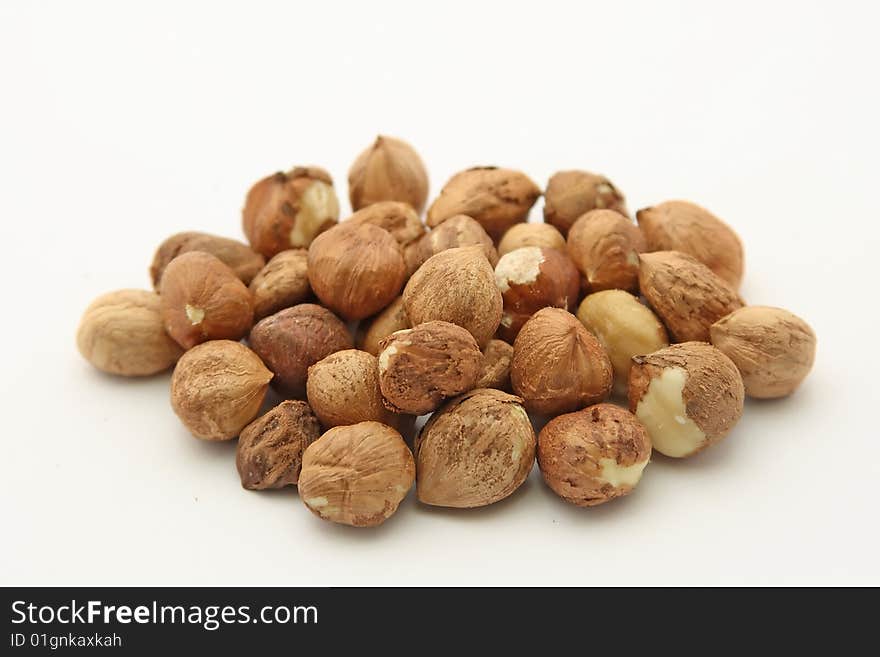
[634,367,706,457]
[290,181,339,247]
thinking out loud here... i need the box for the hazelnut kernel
[248,249,311,320]
[543,170,627,236]
[404,214,498,276]
[475,339,514,390]
[355,296,410,357]
[149,231,265,289]
[498,222,566,256]
[566,209,645,293]
[346,201,425,249]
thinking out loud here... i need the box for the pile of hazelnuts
[76,136,817,527]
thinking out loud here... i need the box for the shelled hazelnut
[346,200,425,249]
[348,136,429,213]
[150,231,265,288]
[475,339,514,390]
[404,214,498,276]
[543,170,627,236]
[498,222,566,256]
[567,209,645,293]
[248,249,311,320]
[355,296,410,356]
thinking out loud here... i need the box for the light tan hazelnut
[149,231,265,289]
[377,321,482,415]
[170,340,272,441]
[498,222,566,256]
[299,421,415,527]
[537,403,651,507]
[248,249,311,320]
[494,246,580,342]
[403,246,503,348]
[306,349,403,429]
[307,222,406,321]
[242,167,340,258]
[475,339,514,390]
[427,167,541,240]
[543,170,627,236]
[348,136,429,213]
[236,400,321,490]
[159,251,254,349]
[637,200,744,289]
[415,389,536,508]
[346,201,425,249]
[567,209,645,293]
[628,342,744,458]
[639,251,744,343]
[77,289,183,376]
[511,307,613,416]
[356,296,410,356]
[576,290,669,395]
[248,304,353,397]
[710,306,816,399]
[404,214,498,276]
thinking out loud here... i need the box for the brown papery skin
[348,136,429,213]
[427,167,541,241]
[538,403,651,507]
[511,307,613,416]
[236,400,321,490]
[498,222,566,256]
[404,214,498,276]
[159,251,254,350]
[415,389,536,508]
[356,296,410,356]
[567,209,645,293]
[543,170,627,236]
[249,249,311,320]
[475,339,514,390]
[346,201,425,249]
[638,251,744,343]
[150,231,265,289]
[637,200,744,289]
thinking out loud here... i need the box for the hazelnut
[170,340,272,441]
[475,339,514,390]
[377,321,482,415]
[404,214,498,276]
[403,246,503,348]
[566,209,645,294]
[306,349,403,429]
[494,246,580,342]
[576,290,669,395]
[710,306,816,399]
[355,296,410,356]
[628,342,744,458]
[77,289,183,376]
[159,251,254,349]
[346,201,425,249]
[415,389,536,508]
[511,307,613,416]
[543,170,627,236]
[348,136,429,213]
[149,231,265,289]
[236,400,321,490]
[498,222,566,256]
[639,251,744,343]
[242,167,339,258]
[307,222,407,321]
[427,167,541,240]
[637,200,744,289]
[299,421,415,527]
[248,249,311,320]
[537,404,651,507]
[248,304,353,397]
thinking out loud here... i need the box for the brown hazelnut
[306,349,404,429]
[159,251,254,349]
[475,339,514,390]
[427,167,541,240]
[170,340,272,441]
[378,321,482,415]
[567,209,645,293]
[415,389,536,508]
[639,251,744,343]
[637,200,744,289]
[242,167,339,258]
[248,249,311,320]
[355,296,410,356]
[404,214,498,276]
[498,222,566,256]
[543,170,627,236]
[346,201,425,249]
[307,222,406,321]
[348,136,429,213]
[248,304,353,397]
[77,289,183,376]
[236,400,321,490]
[511,307,613,415]
[403,246,503,348]
[537,403,651,507]
[299,421,415,527]
[494,246,580,342]
[150,231,265,289]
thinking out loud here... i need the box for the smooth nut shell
[356,296,410,356]
[150,231,265,288]
[498,222,566,256]
[567,209,645,293]
[249,249,311,320]
[543,170,627,236]
[475,339,514,390]
[348,136,429,213]
[347,201,425,248]
[404,214,498,276]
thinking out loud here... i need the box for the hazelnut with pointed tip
[348,136,429,213]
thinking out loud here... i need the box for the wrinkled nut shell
[710,306,816,399]
[159,251,254,350]
[249,249,311,320]
[475,339,514,390]
[77,289,183,376]
[170,340,272,441]
[356,296,410,356]
[511,307,613,415]
[404,214,498,276]
[378,321,482,415]
[299,421,415,527]
[427,167,541,240]
[567,209,645,293]
[347,201,425,248]
[236,400,321,490]
[638,251,744,343]
[543,170,627,236]
[348,136,429,213]
[498,222,566,256]
[150,231,265,289]
[538,403,651,507]
[415,388,536,508]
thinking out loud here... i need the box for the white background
[1,0,878,586]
